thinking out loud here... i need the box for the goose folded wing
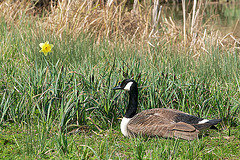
[127,113,199,140]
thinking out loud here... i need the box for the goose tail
[193,119,222,130]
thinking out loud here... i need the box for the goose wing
[149,108,222,130]
[127,109,200,140]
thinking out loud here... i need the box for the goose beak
[113,84,122,90]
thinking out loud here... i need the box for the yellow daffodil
[39,41,54,56]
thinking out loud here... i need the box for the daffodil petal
[39,43,44,48]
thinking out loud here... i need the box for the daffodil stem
[43,56,49,67]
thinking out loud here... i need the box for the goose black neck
[124,88,138,118]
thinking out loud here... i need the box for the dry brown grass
[1,0,239,54]
[0,0,34,25]
[43,0,151,44]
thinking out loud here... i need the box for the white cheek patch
[198,119,209,124]
[121,117,131,137]
[123,82,133,91]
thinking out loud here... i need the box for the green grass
[0,14,240,159]
[1,124,240,159]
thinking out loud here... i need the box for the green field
[1,0,240,159]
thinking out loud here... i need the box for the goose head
[113,79,138,119]
[112,79,138,92]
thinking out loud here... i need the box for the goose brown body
[113,79,222,140]
[127,108,200,140]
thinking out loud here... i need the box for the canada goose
[113,79,222,140]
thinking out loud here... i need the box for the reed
[1,0,238,53]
